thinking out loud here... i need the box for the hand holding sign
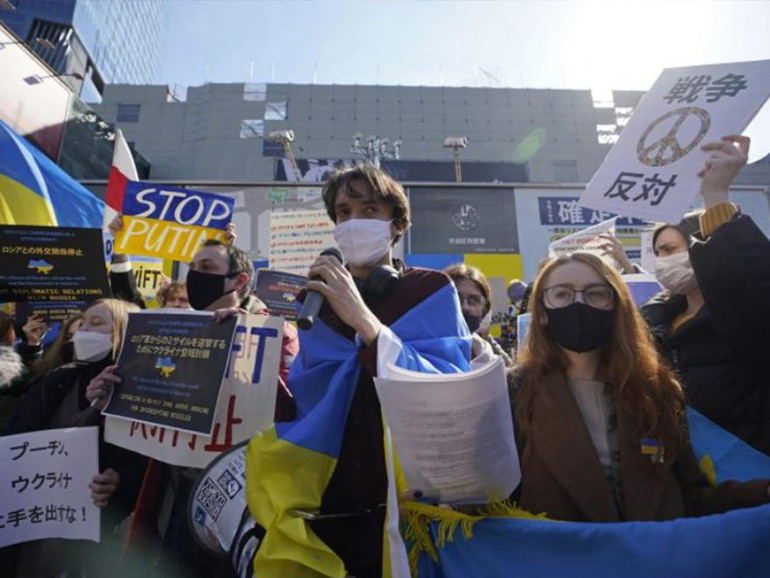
[698,135,750,206]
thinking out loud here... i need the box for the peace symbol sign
[636,107,711,167]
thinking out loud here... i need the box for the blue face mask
[545,302,614,353]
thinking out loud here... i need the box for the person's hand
[22,315,49,346]
[108,214,125,237]
[305,256,382,344]
[90,468,120,508]
[86,364,121,411]
[225,222,237,246]
[698,135,749,208]
[598,233,635,274]
[213,306,243,323]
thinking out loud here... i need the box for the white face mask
[655,252,699,295]
[333,218,393,268]
[72,330,113,362]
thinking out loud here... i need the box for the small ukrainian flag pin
[640,437,665,464]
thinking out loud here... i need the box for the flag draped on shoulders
[0,118,103,227]
[245,282,471,578]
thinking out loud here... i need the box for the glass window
[116,103,141,123]
[240,119,264,139]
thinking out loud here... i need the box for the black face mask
[463,313,482,334]
[186,269,236,311]
[544,302,614,353]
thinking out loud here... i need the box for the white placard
[0,427,100,547]
[548,217,618,268]
[374,356,520,504]
[268,209,336,274]
[105,313,283,469]
[580,60,770,223]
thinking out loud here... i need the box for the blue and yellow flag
[412,409,770,578]
[246,282,471,577]
[0,118,103,227]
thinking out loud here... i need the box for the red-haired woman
[510,252,770,522]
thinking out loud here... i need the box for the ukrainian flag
[0,118,103,227]
[410,409,770,578]
[246,281,471,577]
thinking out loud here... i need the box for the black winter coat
[641,214,770,455]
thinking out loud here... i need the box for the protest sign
[548,217,618,267]
[0,226,110,312]
[104,311,237,436]
[580,60,770,223]
[253,269,306,321]
[516,313,532,355]
[114,182,235,261]
[0,427,99,548]
[514,189,649,281]
[131,256,166,308]
[105,312,283,469]
[269,209,336,274]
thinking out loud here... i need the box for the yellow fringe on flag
[402,499,552,577]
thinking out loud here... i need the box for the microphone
[297,247,343,330]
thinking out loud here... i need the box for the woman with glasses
[444,263,514,366]
[508,252,769,522]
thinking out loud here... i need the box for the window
[244,83,267,102]
[116,104,141,123]
[240,119,264,139]
[264,101,288,121]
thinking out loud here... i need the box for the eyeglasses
[542,284,614,309]
[458,294,485,308]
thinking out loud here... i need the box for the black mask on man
[463,313,482,334]
[186,269,236,311]
[544,302,614,353]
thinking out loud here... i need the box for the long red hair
[514,253,684,457]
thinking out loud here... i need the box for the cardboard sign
[0,226,110,307]
[104,311,237,436]
[580,60,770,223]
[131,256,166,308]
[105,313,283,469]
[114,182,235,261]
[253,269,306,321]
[0,427,99,547]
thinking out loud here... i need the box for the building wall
[95,83,646,183]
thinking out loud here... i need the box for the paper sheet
[374,356,520,504]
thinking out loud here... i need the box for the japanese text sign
[269,209,336,274]
[0,226,111,311]
[580,59,770,223]
[0,427,99,547]
[114,183,235,261]
[105,313,283,469]
[253,269,306,321]
[104,311,237,436]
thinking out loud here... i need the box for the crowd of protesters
[0,134,768,577]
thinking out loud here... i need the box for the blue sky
[159,0,770,160]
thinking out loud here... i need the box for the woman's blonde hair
[86,298,140,359]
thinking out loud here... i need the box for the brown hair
[651,211,701,255]
[202,239,254,299]
[514,252,684,460]
[156,281,187,308]
[444,263,492,315]
[321,163,411,244]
